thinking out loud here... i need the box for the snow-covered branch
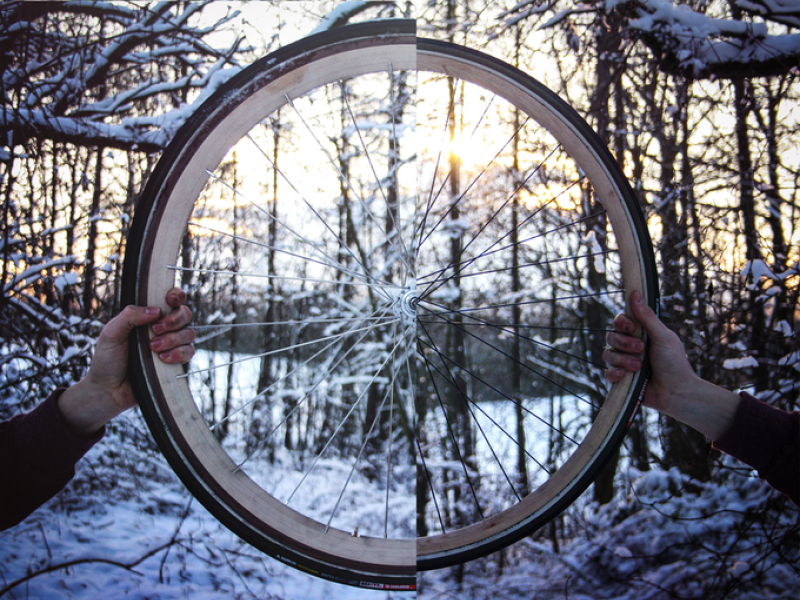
[0,0,247,153]
[3,255,80,295]
[309,1,393,35]
[616,0,800,78]
[735,0,800,29]
[509,0,800,79]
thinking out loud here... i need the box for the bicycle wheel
[122,19,656,587]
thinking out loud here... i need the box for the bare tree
[0,1,247,399]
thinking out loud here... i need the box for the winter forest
[1,1,799,599]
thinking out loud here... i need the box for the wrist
[57,379,119,438]
[665,376,741,441]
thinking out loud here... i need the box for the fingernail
[152,323,165,335]
[150,338,163,351]
[145,307,160,316]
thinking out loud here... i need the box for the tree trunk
[82,147,104,318]
[589,8,620,506]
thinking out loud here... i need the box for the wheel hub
[392,285,418,328]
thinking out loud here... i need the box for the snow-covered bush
[420,464,799,599]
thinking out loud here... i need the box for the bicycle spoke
[416,428,446,534]
[229,304,397,468]
[339,75,414,274]
[415,179,593,284]
[417,250,615,287]
[189,217,394,290]
[416,307,584,442]
[182,319,395,379]
[420,297,608,371]
[415,318,615,334]
[420,289,624,319]
[417,143,562,298]
[243,132,376,285]
[326,365,397,532]
[171,264,400,296]
[416,116,529,257]
[417,320,484,525]
[283,91,405,280]
[286,337,402,507]
[413,84,498,264]
[418,302,603,408]
[384,322,398,538]
[416,331,527,503]
[194,314,395,331]
[202,167,394,290]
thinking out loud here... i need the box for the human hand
[57,288,195,438]
[604,290,697,414]
[604,290,739,440]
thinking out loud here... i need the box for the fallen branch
[0,538,178,597]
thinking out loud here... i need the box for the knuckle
[120,305,142,323]
[168,309,186,328]
[174,346,194,364]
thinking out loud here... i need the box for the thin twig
[0,539,178,597]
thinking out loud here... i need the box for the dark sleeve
[713,392,800,506]
[0,390,104,530]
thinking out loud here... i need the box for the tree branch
[0,538,178,597]
[612,0,800,79]
[1,0,245,152]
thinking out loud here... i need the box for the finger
[605,367,627,383]
[606,331,645,354]
[150,328,196,353]
[157,344,195,365]
[152,305,192,335]
[603,347,642,372]
[166,287,188,308]
[101,305,161,345]
[612,313,637,335]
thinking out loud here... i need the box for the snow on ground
[0,409,410,600]
[3,362,798,599]
[1,499,406,600]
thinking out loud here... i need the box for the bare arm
[604,291,740,442]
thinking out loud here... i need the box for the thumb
[99,305,162,346]
[629,291,668,341]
